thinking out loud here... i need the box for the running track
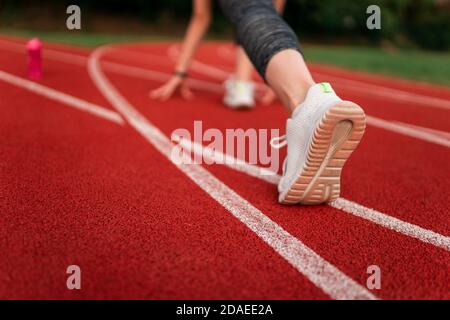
[0,36,449,299]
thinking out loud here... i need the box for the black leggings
[219,0,301,80]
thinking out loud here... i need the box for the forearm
[175,14,211,72]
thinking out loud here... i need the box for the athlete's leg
[266,49,315,112]
[232,0,287,106]
[223,46,256,109]
[220,0,314,113]
[234,47,254,81]
[219,0,366,205]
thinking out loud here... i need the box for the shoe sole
[280,101,366,205]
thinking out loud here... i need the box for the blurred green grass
[1,29,170,46]
[304,46,450,86]
[2,29,449,86]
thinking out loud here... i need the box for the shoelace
[270,135,287,149]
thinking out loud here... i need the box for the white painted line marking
[103,60,224,94]
[391,120,450,140]
[394,121,450,140]
[366,115,450,148]
[168,45,229,80]
[88,46,377,300]
[179,135,450,251]
[0,70,124,125]
[175,134,280,185]
[99,47,224,93]
[330,198,450,251]
[314,72,450,111]
[0,39,87,66]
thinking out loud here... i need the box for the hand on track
[150,76,194,101]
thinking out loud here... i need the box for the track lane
[1,37,448,300]
[104,64,450,299]
[0,78,336,300]
[102,44,450,236]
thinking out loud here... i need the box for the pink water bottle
[27,38,42,79]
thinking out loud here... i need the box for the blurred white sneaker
[271,83,366,205]
[223,79,255,109]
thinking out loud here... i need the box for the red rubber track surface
[0,36,449,299]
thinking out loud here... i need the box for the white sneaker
[271,83,366,205]
[223,79,255,109]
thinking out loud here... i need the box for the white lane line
[392,120,450,140]
[366,116,450,148]
[103,60,224,94]
[106,48,225,93]
[100,47,224,93]
[175,134,280,185]
[43,48,87,66]
[330,198,450,251]
[177,136,450,252]
[314,72,450,111]
[168,44,229,81]
[0,39,87,66]
[391,121,450,140]
[215,43,450,110]
[0,70,124,125]
[88,45,377,300]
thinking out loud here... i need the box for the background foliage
[1,0,449,50]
